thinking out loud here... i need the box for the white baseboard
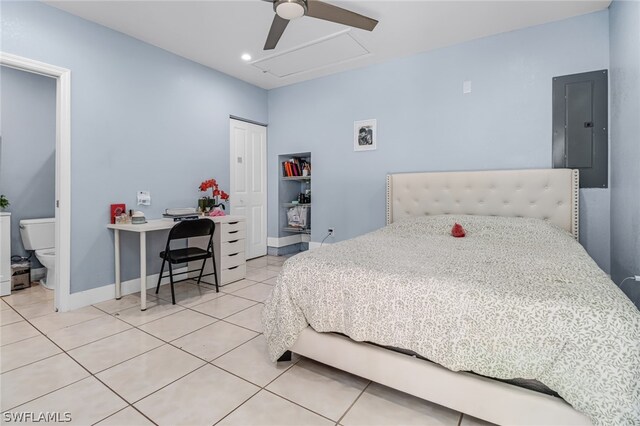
[64,267,188,312]
[309,242,324,250]
[267,235,302,248]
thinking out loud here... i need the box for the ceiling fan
[262,0,379,50]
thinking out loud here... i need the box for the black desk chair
[155,219,219,304]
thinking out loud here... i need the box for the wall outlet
[327,228,334,236]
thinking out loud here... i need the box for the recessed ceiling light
[241,53,252,61]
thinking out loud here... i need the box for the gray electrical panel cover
[552,70,608,188]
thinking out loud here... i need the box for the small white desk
[107,219,175,311]
[107,215,247,311]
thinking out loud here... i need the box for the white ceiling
[46,0,611,90]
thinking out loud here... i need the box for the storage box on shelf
[189,215,246,286]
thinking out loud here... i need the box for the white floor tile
[218,390,333,426]
[1,321,41,346]
[11,376,127,426]
[96,344,204,403]
[95,407,154,426]
[460,414,498,425]
[46,315,132,351]
[190,294,257,319]
[231,283,273,303]
[138,309,216,341]
[93,293,157,314]
[219,279,259,294]
[1,335,62,373]
[29,306,106,334]
[172,321,258,361]
[341,382,461,426]
[267,359,369,421]
[113,299,185,326]
[224,303,263,332]
[247,257,268,268]
[0,353,89,411]
[13,300,55,320]
[213,335,295,387]
[246,269,279,282]
[68,328,163,373]
[1,308,23,326]
[262,277,278,285]
[135,364,258,425]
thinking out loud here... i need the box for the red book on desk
[111,204,126,224]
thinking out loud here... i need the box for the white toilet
[19,218,56,290]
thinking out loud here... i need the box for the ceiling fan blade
[306,0,378,31]
[264,14,290,50]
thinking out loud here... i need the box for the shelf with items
[282,227,311,234]
[282,203,311,207]
[279,153,312,247]
[281,176,311,181]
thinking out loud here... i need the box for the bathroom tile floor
[1,255,493,426]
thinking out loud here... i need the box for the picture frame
[354,119,377,151]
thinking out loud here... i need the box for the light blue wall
[0,66,56,267]
[609,0,640,308]
[268,11,611,272]
[0,1,268,293]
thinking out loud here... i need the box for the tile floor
[1,255,493,426]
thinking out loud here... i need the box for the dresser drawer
[220,264,246,285]
[220,251,245,269]
[220,239,244,256]
[219,228,245,242]
[219,221,244,234]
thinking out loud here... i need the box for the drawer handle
[228,240,239,243]
[228,252,239,257]
[228,266,239,270]
[228,221,239,225]
[229,230,239,234]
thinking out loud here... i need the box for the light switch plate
[463,80,472,94]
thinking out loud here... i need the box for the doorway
[229,118,267,259]
[0,52,71,312]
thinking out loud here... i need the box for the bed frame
[289,168,590,426]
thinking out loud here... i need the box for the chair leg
[211,249,219,293]
[168,260,176,305]
[156,257,166,294]
[196,258,206,286]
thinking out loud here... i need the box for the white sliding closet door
[229,118,267,259]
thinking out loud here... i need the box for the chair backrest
[168,219,215,241]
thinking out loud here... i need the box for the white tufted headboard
[386,169,579,239]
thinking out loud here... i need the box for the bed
[262,169,640,426]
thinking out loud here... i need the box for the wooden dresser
[190,215,247,286]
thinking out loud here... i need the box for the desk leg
[114,229,121,300]
[140,231,147,311]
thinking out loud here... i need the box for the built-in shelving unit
[277,152,311,254]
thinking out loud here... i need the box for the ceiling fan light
[276,1,305,20]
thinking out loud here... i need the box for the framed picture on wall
[354,119,377,152]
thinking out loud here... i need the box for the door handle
[584,121,594,128]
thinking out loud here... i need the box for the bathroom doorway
[1,66,56,307]
[0,53,71,312]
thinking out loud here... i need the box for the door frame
[229,117,268,259]
[1,52,71,312]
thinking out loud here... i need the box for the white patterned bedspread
[262,215,640,425]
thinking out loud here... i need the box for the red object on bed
[451,223,466,237]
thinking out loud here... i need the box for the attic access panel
[552,70,608,188]
[252,31,369,78]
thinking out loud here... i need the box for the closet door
[229,119,267,259]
